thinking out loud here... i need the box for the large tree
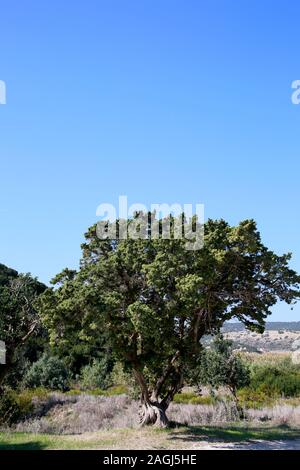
[0,265,46,388]
[38,216,300,426]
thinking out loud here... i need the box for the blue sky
[0,0,300,321]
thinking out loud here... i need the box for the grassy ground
[0,424,299,450]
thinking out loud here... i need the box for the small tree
[189,335,250,411]
[79,357,112,390]
[23,353,70,391]
[38,216,300,427]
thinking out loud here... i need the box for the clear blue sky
[0,0,300,321]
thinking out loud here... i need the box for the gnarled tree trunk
[132,367,171,428]
[138,399,169,428]
[132,359,183,428]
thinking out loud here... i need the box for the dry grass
[1,392,300,450]
[6,392,300,435]
[168,401,240,425]
[246,404,300,427]
[242,351,291,364]
[14,394,138,434]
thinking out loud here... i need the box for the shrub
[0,388,33,425]
[249,359,300,398]
[110,361,128,387]
[79,358,111,390]
[23,354,70,391]
[189,335,250,400]
[237,388,274,408]
[110,362,139,399]
[0,389,21,425]
[17,387,49,402]
[173,392,215,405]
[104,385,128,396]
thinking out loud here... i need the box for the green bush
[104,384,127,395]
[110,362,128,387]
[0,388,33,425]
[173,392,215,405]
[249,360,300,398]
[79,358,112,390]
[237,388,274,408]
[23,354,70,391]
[109,361,139,399]
[0,389,21,425]
[17,387,49,402]
[189,335,250,399]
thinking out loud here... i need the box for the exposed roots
[138,402,169,428]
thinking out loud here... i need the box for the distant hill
[223,321,300,332]
[0,263,18,286]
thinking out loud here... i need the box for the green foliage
[173,392,215,405]
[0,389,22,425]
[0,266,46,387]
[248,358,300,398]
[105,384,128,395]
[0,388,33,425]
[236,356,300,406]
[190,335,251,398]
[0,273,46,348]
[18,387,49,401]
[14,391,34,416]
[237,388,274,408]
[109,361,139,398]
[23,354,70,391]
[79,358,112,390]
[37,215,300,410]
[109,361,128,387]
[3,331,49,389]
[0,263,18,287]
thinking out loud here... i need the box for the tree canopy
[38,216,300,426]
[0,266,46,388]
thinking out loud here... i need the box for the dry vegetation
[1,343,300,449]
[0,391,298,436]
[224,330,300,353]
[0,392,300,450]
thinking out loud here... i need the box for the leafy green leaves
[37,215,300,405]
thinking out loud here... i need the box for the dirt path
[193,439,300,450]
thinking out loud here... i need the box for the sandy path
[193,439,300,450]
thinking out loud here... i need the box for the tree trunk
[0,349,13,390]
[138,399,169,428]
[132,361,183,429]
[230,386,245,420]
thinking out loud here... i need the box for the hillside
[223,321,300,332]
[220,322,300,352]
